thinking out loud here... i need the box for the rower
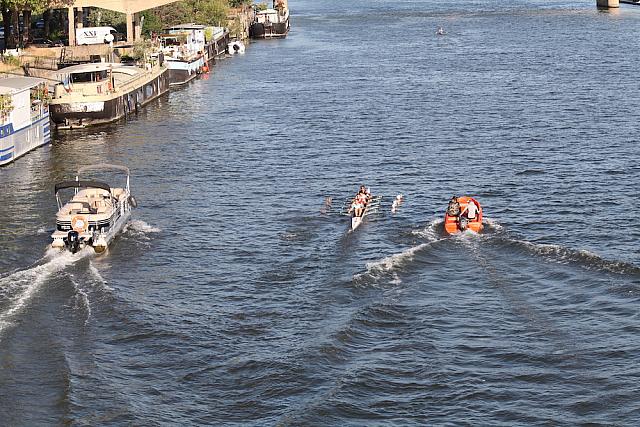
[356,192,369,217]
[350,197,362,217]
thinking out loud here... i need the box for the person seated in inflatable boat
[461,198,479,221]
[447,196,460,217]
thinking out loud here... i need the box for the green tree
[141,0,230,35]
[87,8,126,33]
[1,0,71,48]
[229,0,252,6]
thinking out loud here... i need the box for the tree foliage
[1,0,73,48]
[87,8,126,33]
[0,0,247,48]
[229,0,252,7]
[29,0,237,39]
[141,0,230,35]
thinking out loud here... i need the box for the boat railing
[53,64,163,99]
[113,64,162,92]
[30,102,49,121]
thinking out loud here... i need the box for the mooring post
[126,13,135,44]
[597,0,619,7]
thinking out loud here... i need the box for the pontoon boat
[51,164,136,253]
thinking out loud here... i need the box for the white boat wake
[123,219,161,241]
[69,276,92,325]
[411,218,443,241]
[0,247,92,339]
[354,242,432,285]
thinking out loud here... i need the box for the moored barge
[49,62,169,129]
[250,0,290,39]
[161,24,207,86]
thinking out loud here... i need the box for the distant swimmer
[436,26,446,36]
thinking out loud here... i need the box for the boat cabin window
[71,70,108,83]
[161,35,187,47]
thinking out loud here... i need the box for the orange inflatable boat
[444,196,483,235]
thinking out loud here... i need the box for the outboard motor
[67,230,80,253]
[459,217,468,231]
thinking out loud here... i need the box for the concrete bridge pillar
[135,14,143,41]
[126,13,134,43]
[68,7,75,46]
[597,0,619,7]
[126,13,143,44]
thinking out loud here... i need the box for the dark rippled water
[1,0,640,425]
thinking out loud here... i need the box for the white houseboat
[161,24,207,86]
[0,77,51,166]
[250,0,290,39]
[49,62,168,129]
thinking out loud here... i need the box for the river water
[1,0,640,425]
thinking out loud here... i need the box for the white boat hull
[51,209,131,253]
[351,216,362,230]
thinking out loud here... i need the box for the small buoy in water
[436,26,446,36]
[93,237,108,253]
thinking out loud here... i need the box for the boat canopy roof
[57,63,140,76]
[55,180,111,194]
[78,163,130,176]
[166,23,206,31]
[0,77,45,95]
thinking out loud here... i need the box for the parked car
[29,38,64,48]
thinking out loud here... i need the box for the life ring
[71,215,88,233]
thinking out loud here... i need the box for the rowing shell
[341,195,383,230]
[351,215,363,230]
